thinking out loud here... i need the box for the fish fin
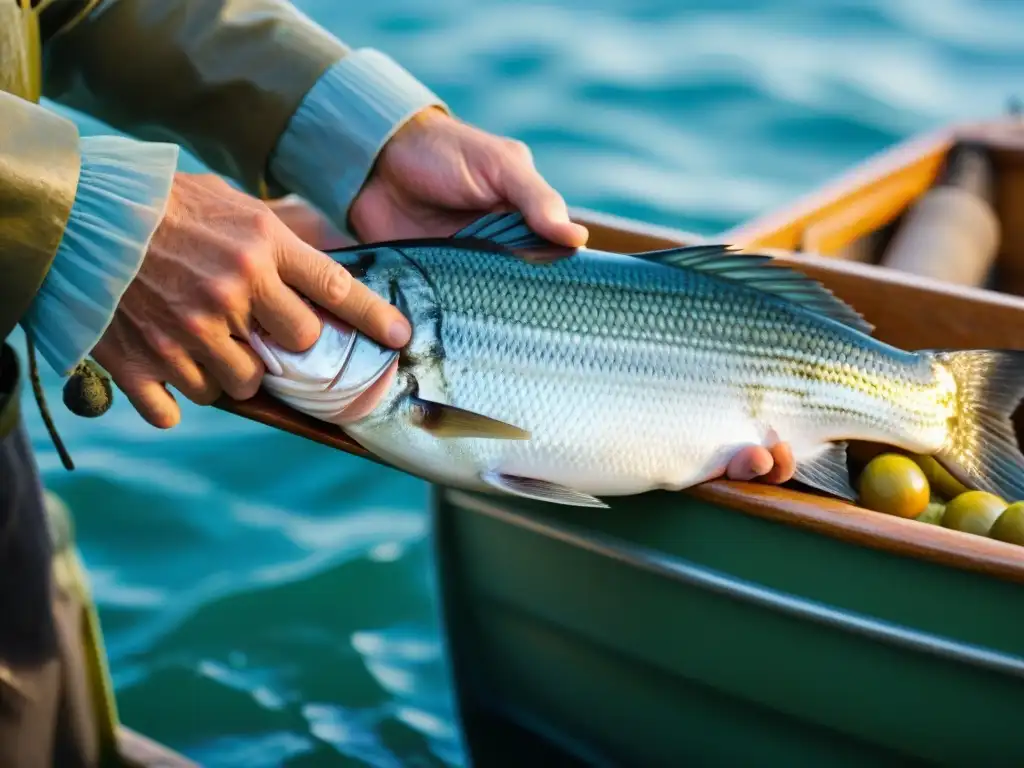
[928,349,1024,502]
[408,397,531,440]
[453,212,578,262]
[792,442,857,501]
[481,470,609,508]
[633,245,874,335]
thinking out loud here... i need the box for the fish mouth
[248,309,399,422]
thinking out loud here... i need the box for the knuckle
[178,310,212,341]
[229,246,266,280]
[203,278,243,312]
[250,207,279,239]
[146,329,180,363]
[194,382,223,406]
[232,371,263,401]
[321,263,352,305]
[292,320,321,351]
[506,138,532,161]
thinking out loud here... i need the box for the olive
[941,491,1007,537]
[989,502,1024,546]
[857,453,930,518]
[908,455,969,501]
[915,501,946,526]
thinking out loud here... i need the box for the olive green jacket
[1,0,351,348]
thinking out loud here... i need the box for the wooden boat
[215,116,1024,767]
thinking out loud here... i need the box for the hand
[348,108,589,247]
[724,444,796,485]
[91,173,411,428]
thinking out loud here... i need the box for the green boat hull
[433,487,1024,767]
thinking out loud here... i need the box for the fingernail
[388,320,411,347]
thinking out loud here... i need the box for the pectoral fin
[792,442,857,501]
[481,471,609,508]
[408,397,530,440]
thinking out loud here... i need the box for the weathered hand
[91,173,411,428]
[348,108,589,247]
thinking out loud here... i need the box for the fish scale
[254,212,1024,508]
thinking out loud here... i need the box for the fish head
[248,305,400,426]
[247,246,437,428]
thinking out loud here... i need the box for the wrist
[268,49,449,238]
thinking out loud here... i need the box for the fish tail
[928,349,1024,502]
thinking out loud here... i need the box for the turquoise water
[18,1,1024,765]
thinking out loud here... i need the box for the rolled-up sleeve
[268,49,449,236]
[21,134,178,376]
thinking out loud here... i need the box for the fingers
[139,325,223,405]
[190,335,264,401]
[499,142,589,249]
[274,237,411,348]
[761,443,796,484]
[726,446,776,481]
[122,380,182,430]
[93,338,182,429]
[724,443,797,484]
[250,271,323,353]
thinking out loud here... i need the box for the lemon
[857,453,930,519]
[989,502,1024,546]
[941,491,1007,537]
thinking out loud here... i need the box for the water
[17,0,1024,765]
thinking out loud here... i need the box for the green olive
[857,453,930,518]
[915,501,946,526]
[908,455,969,501]
[989,502,1024,546]
[941,491,1007,537]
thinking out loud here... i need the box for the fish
[248,211,1024,509]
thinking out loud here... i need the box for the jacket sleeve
[267,49,449,237]
[41,0,349,199]
[42,0,449,234]
[0,92,81,346]
[22,134,178,376]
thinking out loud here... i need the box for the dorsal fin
[326,211,575,263]
[453,211,551,248]
[634,244,874,335]
[452,212,578,263]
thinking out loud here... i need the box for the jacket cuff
[22,135,178,376]
[269,49,448,237]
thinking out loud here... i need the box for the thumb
[498,149,589,248]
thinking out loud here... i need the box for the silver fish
[251,212,1024,508]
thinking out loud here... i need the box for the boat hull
[434,486,1024,767]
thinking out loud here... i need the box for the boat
[215,115,1024,767]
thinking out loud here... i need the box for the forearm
[41,0,345,197]
[0,92,81,345]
